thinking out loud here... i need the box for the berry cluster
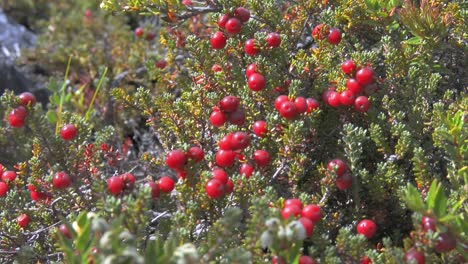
[312,24,342,45]
[280,199,322,237]
[8,92,37,128]
[246,63,266,92]
[165,146,204,178]
[205,168,234,199]
[274,95,319,120]
[421,216,457,253]
[210,7,251,49]
[134,27,155,41]
[0,166,16,197]
[209,95,245,127]
[106,173,136,195]
[326,158,352,190]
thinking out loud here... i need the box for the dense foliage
[0,0,466,263]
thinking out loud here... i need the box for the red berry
[145,182,160,199]
[224,179,234,194]
[357,219,377,239]
[279,101,298,119]
[294,97,308,113]
[266,32,281,48]
[239,163,254,178]
[302,204,322,223]
[246,63,257,78]
[356,67,375,86]
[59,224,72,239]
[234,7,250,23]
[205,179,225,199]
[327,28,342,45]
[299,217,314,237]
[306,98,320,112]
[84,9,92,18]
[284,198,303,209]
[360,256,372,264]
[60,124,78,140]
[18,92,36,107]
[421,216,436,232]
[210,110,227,127]
[166,149,187,169]
[216,150,236,167]
[220,95,240,113]
[225,18,242,35]
[281,205,302,219]
[8,106,27,128]
[134,27,144,37]
[354,96,370,112]
[253,150,270,167]
[253,120,267,137]
[210,31,227,49]
[341,60,356,75]
[53,171,72,189]
[327,159,348,176]
[346,78,363,94]
[0,182,8,197]
[299,256,316,264]
[17,213,30,228]
[121,173,136,190]
[176,169,187,180]
[155,60,167,69]
[212,168,229,185]
[435,233,457,253]
[228,109,246,126]
[321,89,333,105]
[107,176,124,195]
[245,39,260,56]
[326,91,341,107]
[218,14,230,28]
[158,176,175,193]
[336,173,352,190]
[248,73,266,91]
[312,23,328,40]
[231,131,250,150]
[145,32,155,41]
[1,171,16,182]
[274,95,290,111]
[339,90,356,106]
[212,64,222,72]
[272,256,287,264]
[219,133,234,150]
[187,146,204,162]
[404,248,425,264]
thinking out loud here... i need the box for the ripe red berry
[0,182,8,197]
[1,171,16,182]
[246,63,257,78]
[302,204,322,223]
[145,32,155,41]
[253,121,268,137]
[326,91,341,107]
[121,173,136,190]
[28,184,47,201]
[357,219,377,239]
[274,95,290,111]
[404,248,425,264]
[281,205,302,220]
[299,217,314,237]
[356,67,375,86]
[341,60,356,75]
[176,169,187,180]
[18,92,36,107]
[306,98,320,112]
[299,256,317,264]
[220,95,240,113]
[339,90,356,106]
[435,233,457,253]
[231,131,250,150]
[210,110,227,127]
[266,32,281,48]
[212,64,222,72]
[84,9,92,18]
[17,213,30,228]
[53,171,72,189]
[225,18,242,35]
[60,124,78,140]
[336,173,352,190]
[421,216,436,232]
[166,149,187,170]
[360,256,372,264]
[155,60,167,69]
[253,150,270,167]
[279,101,298,119]
[234,7,250,23]
[228,108,246,126]
[312,23,328,40]
[205,179,225,199]
[134,27,144,37]
[218,14,230,28]
[248,73,266,91]
[216,150,236,167]
[327,159,348,176]
[346,78,363,94]
[327,28,342,45]
[210,31,227,49]
[294,97,308,113]
[158,176,175,193]
[145,181,160,199]
[58,223,72,239]
[187,146,204,162]
[212,168,229,185]
[354,96,370,112]
[107,176,124,195]
[239,163,254,178]
[219,133,233,150]
[245,39,260,56]
[8,106,27,128]
[224,179,234,194]
[284,198,303,209]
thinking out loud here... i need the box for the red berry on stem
[248,73,266,91]
[17,213,30,228]
[279,101,298,119]
[245,39,260,56]
[357,219,377,239]
[166,149,187,170]
[239,163,254,178]
[145,182,160,199]
[2,171,16,182]
[216,150,236,167]
[341,60,356,75]
[306,98,320,112]
[281,205,302,219]
[253,150,270,167]
[234,7,250,23]
[356,67,375,86]
[134,27,144,37]
[219,133,233,150]
[187,146,204,162]
[360,256,372,264]
[218,14,230,28]
[327,159,348,176]
[346,78,363,94]
[327,28,342,45]
[0,182,8,197]
[299,217,314,237]
[145,32,155,41]
[60,124,78,140]
[326,91,341,107]
[266,32,281,48]
[421,216,436,232]
[404,248,425,264]
[274,95,289,111]
[212,64,222,72]
[8,106,27,128]
[253,120,267,137]
[435,233,457,253]
[205,179,225,199]
[339,90,355,106]
[354,96,370,112]
[210,31,227,49]
[224,179,234,194]
[19,92,36,106]
[299,256,317,264]
[231,131,250,150]
[336,173,352,190]
[220,95,240,113]
[246,63,257,78]
[210,110,227,127]
[107,176,124,195]
[158,177,175,193]
[53,171,72,189]
[155,60,167,69]
[225,18,242,35]
[212,168,229,185]
[294,97,308,113]
[302,204,322,223]
[284,198,303,209]
[228,108,246,126]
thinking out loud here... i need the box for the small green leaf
[405,183,425,212]
[426,180,447,218]
[404,37,423,45]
